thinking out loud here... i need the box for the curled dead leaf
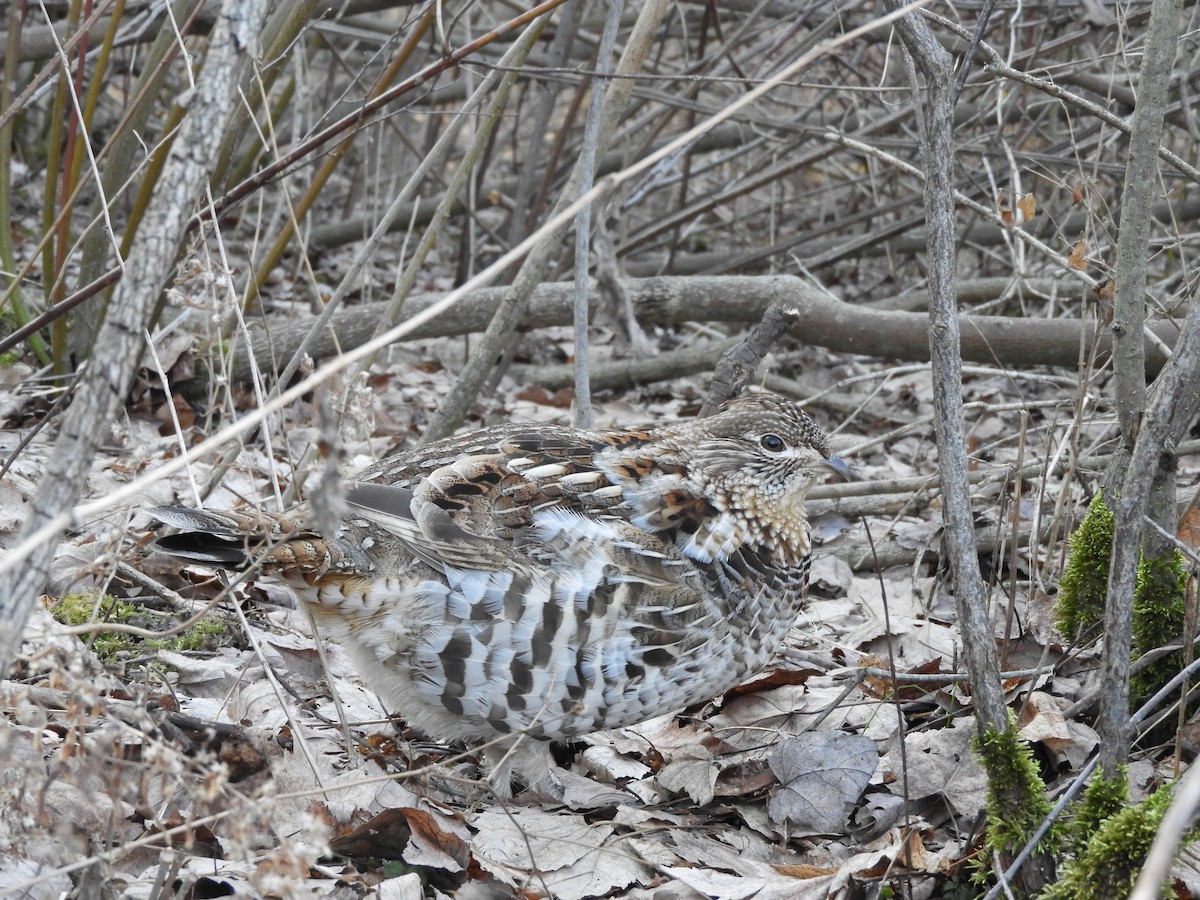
[1066,240,1089,271]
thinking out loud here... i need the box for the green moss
[975,717,1056,872]
[1067,771,1128,850]
[380,860,423,878]
[1056,493,1115,639]
[1131,549,1188,701]
[144,617,226,653]
[1056,494,1188,702]
[1042,783,1177,900]
[50,592,133,627]
[50,593,226,658]
[50,593,138,659]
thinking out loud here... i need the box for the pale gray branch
[0,0,271,676]
[219,274,1180,387]
[1097,0,1185,780]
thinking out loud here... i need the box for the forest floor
[5,309,1199,898]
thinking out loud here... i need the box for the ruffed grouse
[152,392,847,794]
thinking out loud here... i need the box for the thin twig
[571,0,623,428]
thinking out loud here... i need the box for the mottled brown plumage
[152,392,845,795]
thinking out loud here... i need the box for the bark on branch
[219,275,1177,386]
[1096,0,1186,780]
[0,0,271,676]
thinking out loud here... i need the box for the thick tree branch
[888,3,1057,893]
[0,0,271,675]
[216,275,1177,386]
[1097,0,1185,780]
[885,2,1008,735]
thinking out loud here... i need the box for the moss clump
[50,593,138,659]
[1066,770,1127,850]
[145,617,227,653]
[50,593,226,658]
[1131,549,1188,701]
[1055,494,1188,703]
[974,717,1055,876]
[1043,783,1177,900]
[1056,493,1114,640]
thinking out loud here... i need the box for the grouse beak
[822,455,859,482]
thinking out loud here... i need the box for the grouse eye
[760,434,786,452]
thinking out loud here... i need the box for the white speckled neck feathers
[591,392,832,568]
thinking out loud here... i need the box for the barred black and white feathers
[151,392,846,794]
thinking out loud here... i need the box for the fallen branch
[832,519,1049,573]
[216,274,1178,386]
